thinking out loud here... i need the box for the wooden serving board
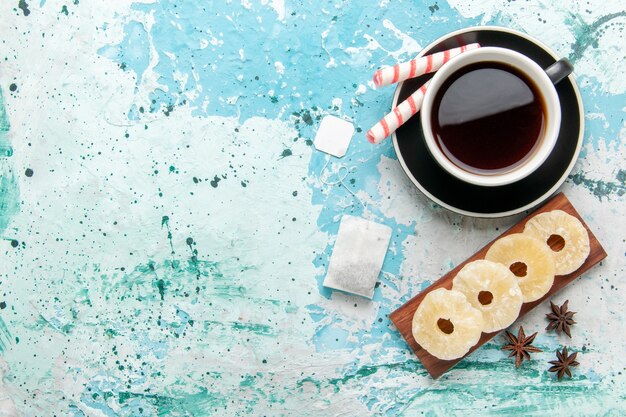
[389,193,607,379]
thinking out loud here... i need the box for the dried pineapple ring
[452,260,523,333]
[523,210,590,275]
[485,233,555,303]
[412,288,484,360]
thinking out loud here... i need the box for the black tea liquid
[431,62,546,175]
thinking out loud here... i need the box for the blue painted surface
[0,0,624,415]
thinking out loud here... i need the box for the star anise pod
[546,300,576,337]
[548,346,579,380]
[502,326,542,368]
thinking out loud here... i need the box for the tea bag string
[319,159,366,209]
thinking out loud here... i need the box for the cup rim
[420,46,561,187]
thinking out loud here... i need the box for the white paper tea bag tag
[323,215,392,299]
[314,115,354,158]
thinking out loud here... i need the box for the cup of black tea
[420,47,573,187]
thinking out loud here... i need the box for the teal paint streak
[294,359,426,414]
[0,88,18,236]
[34,252,290,414]
[106,256,285,315]
[326,359,424,387]
[35,313,75,335]
[569,170,626,200]
[295,353,609,415]
[0,168,18,236]
[116,259,214,301]
[202,320,277,337]
[400,370,621,416]
[117,387,228,417]
[0,88,11,138]
[567,12,626,63]
[0,317,12,352]
[0,88,11,154]
[230,321,276,336]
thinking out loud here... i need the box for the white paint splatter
[345,24,421,67]
[382,19,421,58]
[274,61,285,75]
[321,28,338,68]
[261,0,286,20]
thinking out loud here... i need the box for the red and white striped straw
[367,43,481,144]
[372,43,480,88]
[367,80,431,144]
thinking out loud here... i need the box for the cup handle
[545,58,574,85]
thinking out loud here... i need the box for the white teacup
[420,47,572,187]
